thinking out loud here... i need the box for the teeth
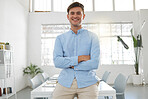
[73,19,78,21]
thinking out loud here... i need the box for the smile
[72,19,79,21]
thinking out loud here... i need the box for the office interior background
[0,0,148,93]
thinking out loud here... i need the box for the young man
[52,2,100,99]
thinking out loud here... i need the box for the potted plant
[23,63,43,86]
[23,63,43,78]
[130,29,143,85]
[117,28,143,85]
[5,42,10,50]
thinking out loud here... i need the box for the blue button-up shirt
[53,28,100,88]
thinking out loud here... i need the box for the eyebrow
[70,11,82,14]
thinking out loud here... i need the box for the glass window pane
[41,25,70,66]
[115,0,133,11]
[100,37,112,64]
[41,38,55,66]
[111,24,121,36]
[95,0,113,11]
[53,0,72,12]
[34,0,51,11]
[74,0,93,11]
[83,24,99,36]
[135,0,148,10]
[99,24,111,36]
[121,24,133,36]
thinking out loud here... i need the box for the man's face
[67,7,85,27]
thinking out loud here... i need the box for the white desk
[31,75,116,99]
[49,74,59,80]
[98,81,116,99]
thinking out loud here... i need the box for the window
[135,0,148,10]
[41,23,134,66]
[95,0,113,11]
[53,0,72,12]
[30,0,148,12]
[74,0,93,11]
[99,24,134,65]
[114,0,133,11]
[34,0,51,12]
[41,25,70,66]
[31,0,148,12]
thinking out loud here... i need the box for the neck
[71,25,82,34]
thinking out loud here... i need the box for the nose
[73,13,78,17]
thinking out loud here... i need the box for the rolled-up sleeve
[53,36,78,69]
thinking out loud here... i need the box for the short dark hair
[67,2,84,14]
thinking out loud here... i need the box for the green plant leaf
[23,63,43,78]
[130,28,139,75]
[130,28,138,47]
[132,35,138,47]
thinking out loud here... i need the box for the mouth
[72,18,79,22]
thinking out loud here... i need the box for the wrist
[78,56,82,63]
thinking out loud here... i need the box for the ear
[83,14,85,20]
[67,14,69,20]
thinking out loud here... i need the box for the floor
[125,84,148,99]
[8,84,148,99]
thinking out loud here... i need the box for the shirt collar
[70,28,84,35]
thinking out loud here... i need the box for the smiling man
[52,2,100,99]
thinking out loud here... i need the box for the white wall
[139,9,148,83]
[0,0,28,91]
[28,11,141,84]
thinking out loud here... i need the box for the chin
[73,25,81,27]
[72,23,81,27]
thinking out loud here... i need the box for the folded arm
[53,37,78,69]
[74,34,100,71]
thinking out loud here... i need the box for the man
[52,2,100,99]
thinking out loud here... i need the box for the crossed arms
[53,34,100,71]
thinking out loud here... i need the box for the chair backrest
[101,71,111,82]
[113,73,128,94]
[41,72,49,82]
[30,74,43,89]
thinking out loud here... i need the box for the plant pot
[5,45,10,50]
[132,74,142,85]
[25,75,32,87]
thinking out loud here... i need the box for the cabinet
[0,49,16,99]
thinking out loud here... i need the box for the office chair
[30,74,43,89]
[41,72,49,82]
[101,71,111,82]
[30,74,48,99]
[112,73,129,99]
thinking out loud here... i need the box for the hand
[78,55,90,63]
[69,66,74,69]
[71,66,74,69]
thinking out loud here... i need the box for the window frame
[30,0,148,12]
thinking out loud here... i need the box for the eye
[76,11,81,15]
[70,12,75,15]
